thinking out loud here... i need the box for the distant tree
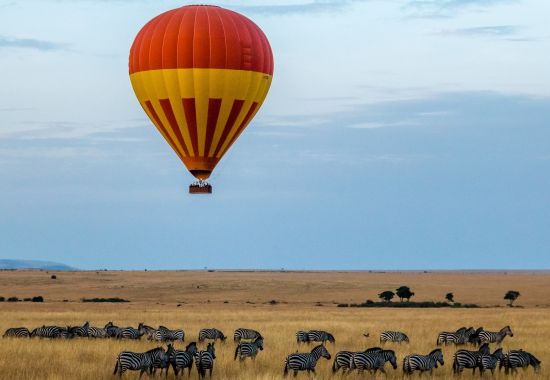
[445,292,454,303]
[378,291,395,303]
[50,275,57,280]
[504,290,520,306]
[395,286,415,302]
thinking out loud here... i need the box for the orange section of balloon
[129,5,274,181]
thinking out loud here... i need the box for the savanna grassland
[0,270,549,379]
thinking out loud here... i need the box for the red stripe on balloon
[144,101,183,159]
[213,100,245,157]
[159,99,190,157]
[205,99,222,157]
[182,98,199,157]
[224,102,259,154]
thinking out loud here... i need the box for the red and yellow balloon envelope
[129,5,274,194]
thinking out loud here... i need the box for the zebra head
[479,343,490,355]
[312,344,331,360]
[502,326,513,337]
[186,342,198,355]
[254,336,264,350]
[429,348,444,367]
[382,350,398,369]
[219,331,227,341]
[207,342,216,359]
[104,321,114,329]
[327,333,336,344]
[527,352,541,373]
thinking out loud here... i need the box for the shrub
[0,296,5,302]
[7,297,19,302]
[81,297,129,303]
[32,296,44,302]
[51,275,57,280]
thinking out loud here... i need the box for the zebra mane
[146,347,165,354]
[428,348,442,356]
[185,342,197,351]
[527,352,541,365]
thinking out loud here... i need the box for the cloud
[435,25,519,37]
[404,0,517,18]
[0,36,69,51]
[234,0,368,15]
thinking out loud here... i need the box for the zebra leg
[293,370,298,377]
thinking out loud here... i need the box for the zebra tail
[283,359,289,377]
[332,358,338,373]
[234,345,240,361]
[198,359,205,377]
[113,356,119,375]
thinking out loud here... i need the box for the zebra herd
[3,323,542,377]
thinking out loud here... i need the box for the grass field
[0,270,548,379]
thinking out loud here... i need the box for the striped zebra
[105,322,122,338]
[332,347,382,373]
[120,323,149,340]
[194,342,216,379]
[151,344,175,376]
[170,342,198,376]
[501,350,541,374]
[453,343,490,374]
[199,328,226,343]
[88,325,108,338]
[468,327,484,346]
[307,330,335,344]
[403,348,444,375]
[113,347,165,377]
[3,327,30,338]
[380,331,409,344]
[69,321,89,337]
[234,336,264,361]
[350,349,398,374]
[233,328,262,343]
[148,326,185,342]
[30,325,64,338]
[437,327,474,345]
[478,326,513,345]
[478,348,504,375]
[58,327,74,339]
[283,344,331,377]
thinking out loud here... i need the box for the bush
[81,297,129,303]
[23,298,32,302]
[51,275,57,280]
[0,296,5,302]
[32,296,44,302]
[7,297,20,302]
[347,301,480,308]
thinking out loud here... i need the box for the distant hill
[0,259,75,270]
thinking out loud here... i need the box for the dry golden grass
[0,270,548,379]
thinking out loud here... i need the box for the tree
[445,292,454,303]
[504,290,520,306]
[395,286,415,302]
[378,291,395,303]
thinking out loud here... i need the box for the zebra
[403,348,444,375]
[380,331,409,344]
[113,346,165,377]
[194,342,216,379]
[58,326,75,339]
[453,343,490,374]
[437,327,474,345]
[307,330,335,344]
[199,328,226,343]
[283,344,331,377]
[170,342,198,377]
[152,344,175,376]
[468,327,484,346]
[69,321,89,337]
[233,328,262,343]
[149,326,185,342]
[332,347,382,373]
[30,325,64,338]
[350,349,398,374]
[478,348,504,375]
[88,325,108,338]
[120,322,149,339]
[105,321,122,338]
[501,350,541,374]
[3,327,30,338]
[234,336,264,361]
[296,331,309,344]
[478,326,513,345]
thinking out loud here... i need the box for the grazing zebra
[199,328,226,343]
[437,327,474,345]
[69,321,89,337]
[468,327,484,346]
[58,326,75,339]
[105,322,122,338]
[478,326,513,345]
[120,323,149,340]
[30,325,64,338]
[453,343,490,374]
[234,336,264,361]
[3,327,30,338]
[296,331,309,344]
[233,328,262,343]
[149,326,185,342]
[501,350,541,374]
[380,331,409,344]
[307,330,335,344]
[403,348,444,375]
[478,348,504,375]
[283,344,331,377]
[194,342,216,379]
[350,349,398,374]
[332,347,382,373]
[113,347,165,377]
[170,342,198,376]
[87,325,108,338]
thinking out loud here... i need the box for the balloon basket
[189,182,212,194]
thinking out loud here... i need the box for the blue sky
[1,0,549,269]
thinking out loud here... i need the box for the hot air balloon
[129,5,274,194]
